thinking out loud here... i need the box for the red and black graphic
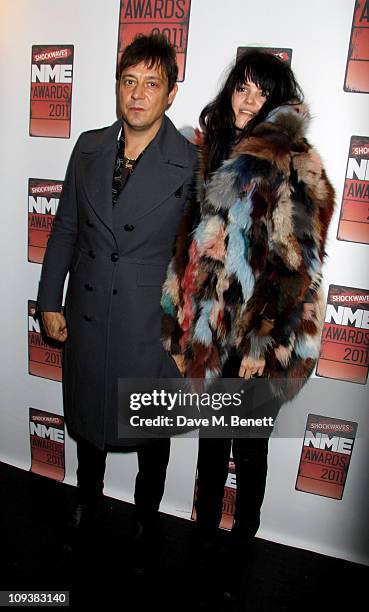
[28,179,63,263]
[237,46,292,66]
[191,457,235,531]
[344,0,369,93]
[295,414,357,499]
[28,300,63,382]
[117,0,191,81]
[30,45,74,138]
[316,285,369,384]
[337,136,369,244]
[219,458,236,530]
[30,408,65,481]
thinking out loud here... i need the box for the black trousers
[76,436,170,523]
[195,352,280,541]
[195,437,270,540]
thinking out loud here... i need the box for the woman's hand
[172,354,186,376]
[303,302,315,320]
[239,355,265,379]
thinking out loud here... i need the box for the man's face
[231,80,268,129]
[119,61,178,132]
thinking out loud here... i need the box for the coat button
[84,283,93,291]
[88,249,96,259]
[111,252,119,262]
[113,289,118,295]
[83,314,93,322]
[86,219,94,228]
[124,224,134,232]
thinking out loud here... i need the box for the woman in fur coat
[161,50,335,548]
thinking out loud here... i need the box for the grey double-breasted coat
[37,116,197,448]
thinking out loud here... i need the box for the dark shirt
[112,127,145,206]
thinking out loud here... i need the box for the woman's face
[231,80,268,129]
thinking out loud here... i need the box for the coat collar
[232,103,310,157]
[81,115,194,235]
[79,114,193,166]
[115,115,194,223]
[152,113,194,168]
[203,104,311,215]
[80,119,121,235]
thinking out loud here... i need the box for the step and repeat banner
[0,0,368,566]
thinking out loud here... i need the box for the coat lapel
[80,119,122,235]
[115,115,193,221]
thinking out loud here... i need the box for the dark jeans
[195,351,280,541]
[76,436,170,522]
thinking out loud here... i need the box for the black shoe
[129,514,162,575]
[192,523,222,552]
[63,496,104,553]
[189,527,231,606]
[189,524,228,582]
[222,536,257,603]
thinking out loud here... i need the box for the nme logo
[28,179,63,264]
[30,45,74,138]
[325,305,369,328]
[225,468,236,489]
[337,136,369,244]
[29,422,64,442]
[28,311,40,334]
[303,431,353,454]
[347,157,369,180]
[31,64,72,83]
[317,285,369,384]
[29,197,59,214]
[296,414,357,499]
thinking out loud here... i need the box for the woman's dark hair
[200,49,304,176]
[117,33,178,92]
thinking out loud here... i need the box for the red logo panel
[191,457,235,531]
[344,0,369,93]
[296,414,357,499]
[30,45,74,138]
[28,179,63,263]
[337,136,369,244]
[316,285,369,384]
[28,300,63,382]
[117,1,191,81]
[30,408,65,481]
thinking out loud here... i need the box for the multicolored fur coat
[161,104,335,402]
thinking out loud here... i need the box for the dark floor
[0,461,367,611]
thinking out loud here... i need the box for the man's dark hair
[200,49,304,177]
[117,33,178,92]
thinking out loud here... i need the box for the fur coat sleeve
[161,105,335,402]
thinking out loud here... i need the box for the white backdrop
[0,0,368,565]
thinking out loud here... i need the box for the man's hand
[41,312,68,342]
[239,355,265,379]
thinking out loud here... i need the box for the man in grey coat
[37,34,197,559]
